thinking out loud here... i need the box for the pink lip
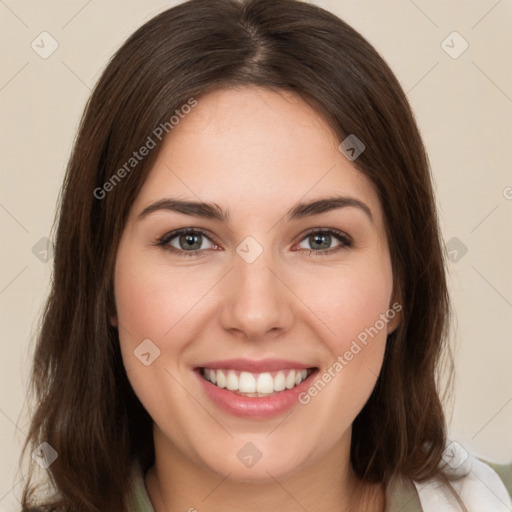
[198,358,313,373]
[194,363,318,419]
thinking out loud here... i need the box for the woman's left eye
[155,228,352,257]
[294,229,352,256]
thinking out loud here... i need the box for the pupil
[181,234,200,250]
[311,234,330,250]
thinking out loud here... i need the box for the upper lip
[197,358,316,373]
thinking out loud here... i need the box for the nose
[219,245,295,341]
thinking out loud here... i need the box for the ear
[107,292,118,328]
[386,287,403,335]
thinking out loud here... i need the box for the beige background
[1,0,511,509]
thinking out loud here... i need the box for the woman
[20,0,511,511]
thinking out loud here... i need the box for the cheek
[113,248,221,421]
[113,247,185,386]
[114,249,213,350]
[299,254,394,356]
[113,250,206,438]
[293,255,394,423]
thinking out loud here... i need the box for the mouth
[198,367,316,397]
[194,359,319,418]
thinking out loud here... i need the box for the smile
[194,359,319,418]
[200,368,313,397]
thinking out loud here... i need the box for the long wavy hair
[20,0,458,510]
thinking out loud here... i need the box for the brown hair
[20,0,458,510]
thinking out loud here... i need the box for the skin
[113,86,400,512]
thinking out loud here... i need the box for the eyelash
[154,228,352,258]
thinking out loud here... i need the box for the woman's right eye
[155,229,219,257]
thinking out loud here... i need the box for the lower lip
[195,368,318,419]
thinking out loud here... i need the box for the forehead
[131,87,384,228]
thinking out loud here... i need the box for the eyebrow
[138,196,373,223]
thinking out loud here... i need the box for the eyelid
[292,228,352,254]
[297,227,352,245]
[156,227,220,253]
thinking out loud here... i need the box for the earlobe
[386,312,401,335]
[386,287,403,335]
[110,316,118,328]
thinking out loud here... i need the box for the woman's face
[114,86,399,482]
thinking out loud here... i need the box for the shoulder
[413,441,512,512]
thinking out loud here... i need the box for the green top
[128,467,155,512]
[127,461,512,512]
[486,461,512,496]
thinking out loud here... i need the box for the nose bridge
[220,235,293,338]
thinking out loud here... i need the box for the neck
[145,425,385,512]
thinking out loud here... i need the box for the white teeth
[226,370,238,391]
[239,372,256,393]
[274,371,286,391]
[202,368,311,395]
[216,370,226,388]
[285,370,296,389]
[256,373,274,394]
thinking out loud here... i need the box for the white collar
[414,441,512,511]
